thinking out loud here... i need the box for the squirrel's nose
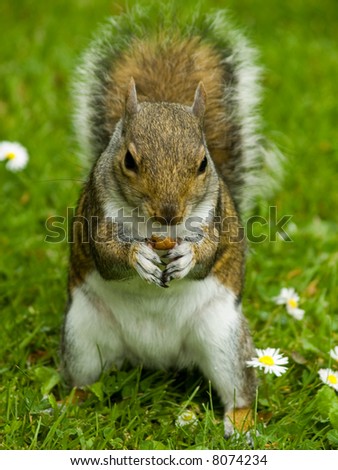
[153,204,183,225]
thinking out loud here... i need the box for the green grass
[0,0,337,450]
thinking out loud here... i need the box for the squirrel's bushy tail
[73,4,282,213]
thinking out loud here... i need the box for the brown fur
[63,15,260,438]
[69,71,245,294]
[212,183,245,296]
[104,36,233,171]
[68,191,94,291]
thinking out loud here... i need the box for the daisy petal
[330,347,338,362]
[318,368,338,392]
[0,141,29,171]
[246,348,288,377]
[175,410,198,428]
[273,287,297,305]
[286,306,305,320]
[274,286,305,320]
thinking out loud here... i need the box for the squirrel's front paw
[163,241,196,283]
[129,241,166,288]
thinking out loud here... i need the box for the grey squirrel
[61,6,280,437]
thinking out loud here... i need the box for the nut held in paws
[150,235,176,250]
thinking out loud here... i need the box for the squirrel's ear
[125,77,138,116]
[191,81,206,122]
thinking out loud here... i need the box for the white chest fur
[64,270,241,385]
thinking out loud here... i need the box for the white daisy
[246,348,288,377]
[318,368,338,392]
[175,410,198,428]
[330,347,338,362]
[0,141,29,171]
[273,287,305,320]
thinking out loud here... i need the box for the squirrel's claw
[163,241,195,282]
[130,242,164,287]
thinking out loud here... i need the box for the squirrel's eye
[124,150,138,172]
[198,155,208,174]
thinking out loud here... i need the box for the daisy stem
[9,169,31,188]
[253,386,259,437]
[262,374,271,406]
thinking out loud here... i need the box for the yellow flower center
[287,298,298,309]
[5,152,16,160]
[181,411,194,422]
[327,374,337,385]
[259,355,275,366]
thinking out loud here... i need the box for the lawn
[0,0,337,450]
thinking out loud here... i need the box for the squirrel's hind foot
[224,408,256,447]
